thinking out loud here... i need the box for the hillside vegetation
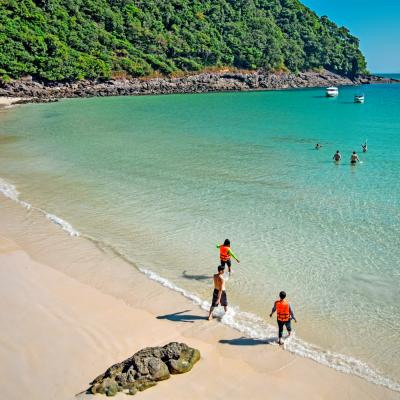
[0,0,367,82]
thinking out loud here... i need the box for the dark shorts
[351,160,357,164]
[277,319,292,338]
[220,259,231,268]
[211,288,228,307]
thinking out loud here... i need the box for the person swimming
[362,142,368,153]
[350,151,360,164]
[333,150,341,162]
[315,143,322,150]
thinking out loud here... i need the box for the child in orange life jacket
[216,239,240,275]
[269,291,297,345]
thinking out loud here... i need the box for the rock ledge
[0,70,364,102]
[2,70,398,105]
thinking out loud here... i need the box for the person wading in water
[216,239,240,275]
[333,150,342,162]
[350,151,360,164]
[208,265,228,320]
[269,291,297,345]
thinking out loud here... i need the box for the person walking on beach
[217,239,240,275]
[208,265,228,320]
[269,291,297,345]
[350,151,360,164]
[333,150,342,162]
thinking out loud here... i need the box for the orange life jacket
[275,300,290,322]
[219,245,230,261]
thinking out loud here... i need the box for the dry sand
[0,197,399,400]
[0,97,23,108]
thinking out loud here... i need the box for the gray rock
[87,342,200,396]
[147,357,170,381]
[3,70,398,104]
[91,378,119,396]
[0,69,377,103]
[127,386,137,395]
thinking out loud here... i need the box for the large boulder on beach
[88,342,200,396]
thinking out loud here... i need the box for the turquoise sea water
[1,83,399,389]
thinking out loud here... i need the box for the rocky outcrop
[0,70,357,101]
[88,342,200,396]
[1,70,398,104]
[356,74,400,85]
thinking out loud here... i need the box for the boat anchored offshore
[354,94,365,103]
[326,86,339,97]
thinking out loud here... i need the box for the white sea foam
[0,177,80,237]
[0,178,31,209]
[45,212,80,237]
[139,266,400,393]
[139,266,210,310]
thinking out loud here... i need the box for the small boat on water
[326,86,339,97]
[354,94,365,103]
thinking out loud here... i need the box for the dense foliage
[0,0,367,82]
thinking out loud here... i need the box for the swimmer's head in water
[336,150,340,153]
[218,265,225,273]
[279,291,286,300]
[353,151,356,154]
[223,239,230,246]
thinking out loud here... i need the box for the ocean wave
[139,266,400,393]
[45,212,80,237]
[0,177,32,209]
[0,177,80,237]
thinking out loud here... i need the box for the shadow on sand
[182,270,212,281]
[219,337,276,346]
[157,310,208,323]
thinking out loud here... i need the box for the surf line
[0,177,80,237]
[1,177,400,393]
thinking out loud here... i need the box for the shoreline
[0,194,399,399]
[0,96,24,109]
[1,69,398,104]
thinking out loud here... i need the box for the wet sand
[0,197,399,400]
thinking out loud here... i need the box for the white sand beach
[0,97,23,108]
[0,196,399,400]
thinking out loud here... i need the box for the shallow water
[0,83,399,388]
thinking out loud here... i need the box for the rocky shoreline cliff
[0,70,398,104]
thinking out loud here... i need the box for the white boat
[326,87,339,97]
[354,94,365,103]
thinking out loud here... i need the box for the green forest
[0,0,367,82]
